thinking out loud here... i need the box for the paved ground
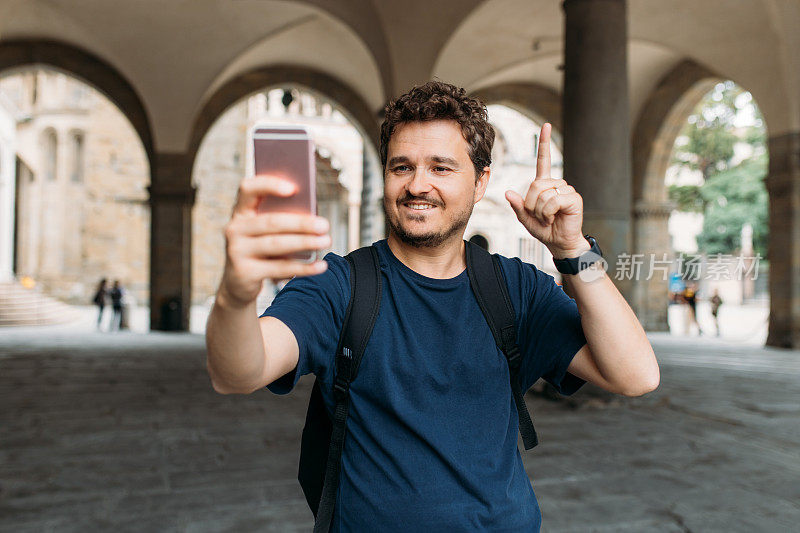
[1,329,798,532]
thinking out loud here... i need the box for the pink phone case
[252,125,317,262]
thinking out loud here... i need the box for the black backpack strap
[465,241,539,450]
[313,246,382,533]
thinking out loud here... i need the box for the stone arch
[187,65,380,169]
[187,65,385,250]
[471,82,562,138]
[0,40,157,326]
[471,83,565,177]
[632,60,721,207]
[0,40,154,166]
[630,59,724,331]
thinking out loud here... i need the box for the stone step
[0,281,82,327]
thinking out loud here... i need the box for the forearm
[205,288,268,394]
[562,265,659,395]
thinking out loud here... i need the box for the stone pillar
[632,201,674,331]
[360,144,384,246]
[148,152,195,331]
[0,105,16,282]
[562,0,633,302]
[765,132,800,348]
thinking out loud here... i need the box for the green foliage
[668,184,704,213]
[669,81,768,258]
[696,155,768,257]
[672,83,741,179]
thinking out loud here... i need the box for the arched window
[70,132,85,183]
[42,129,57,181]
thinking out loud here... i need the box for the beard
[383,191,475,248]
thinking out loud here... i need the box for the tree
[671,83,740,179]
[668,81,768,258]
[696,155,768,258]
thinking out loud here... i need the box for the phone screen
[251,125,317,262]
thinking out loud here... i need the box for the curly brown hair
[379,81,494,180]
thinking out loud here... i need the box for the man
[205,81,659,531]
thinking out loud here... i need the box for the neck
[386,232,466,279]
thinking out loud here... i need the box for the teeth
[407,204,435,210]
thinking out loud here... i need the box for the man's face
[383,120,489,248]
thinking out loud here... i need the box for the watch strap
[553,235,603,275]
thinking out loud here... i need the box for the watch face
[584,235,602,257]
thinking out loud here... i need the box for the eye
[392,165,411,172]
[433,166,452,173]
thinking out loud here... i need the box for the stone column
[360,144,384,246]
[0,107,16,282]
[765,132,800,348]
[562,0,633,302]
[148,152,195,331]
[632,201,674,331]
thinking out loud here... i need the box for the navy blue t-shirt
[261,239,587,531]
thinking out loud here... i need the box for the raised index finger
[233,175,296,215]
[535,123,552,180]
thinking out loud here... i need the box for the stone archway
[631,60,721,331]
[631,60,723,331]
[0,39,157,326]
[189,65,384,245]
[471,82,562,140]
[0,40,154,164]
[188,65,380,164]
[183,65,385,325]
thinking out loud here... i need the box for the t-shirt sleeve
[259,253,350,395]
[511,260,588,396]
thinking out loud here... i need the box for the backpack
[298,242,539,533]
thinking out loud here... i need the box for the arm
[558,246,659,397]
[506,123,659,397]
[205,175,330,394]
[206,292,300,395]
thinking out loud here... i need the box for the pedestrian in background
[110,280,124,331]
[92,278,108,331]
[682,282,701,335]
[710,289,723,337]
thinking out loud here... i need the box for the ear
[473,166,491,204]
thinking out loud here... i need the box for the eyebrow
[386,155,461,168]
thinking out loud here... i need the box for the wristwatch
[553,235,603,275]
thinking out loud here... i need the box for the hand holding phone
[216,125,329,309]
[252,125,317,262]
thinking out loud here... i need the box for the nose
[406,168,433,196]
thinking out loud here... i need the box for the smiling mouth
[403,202,438,211]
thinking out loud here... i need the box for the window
[70,132,85,183]
[43,129,57,181]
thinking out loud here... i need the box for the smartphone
[250,124,317,262]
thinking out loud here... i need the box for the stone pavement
[1,329,798,532]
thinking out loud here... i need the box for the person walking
[109,280,124,331]
[682,282,701,335]
[710,288,723,337]
[92,278,108,331]
[206,81,659,532]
